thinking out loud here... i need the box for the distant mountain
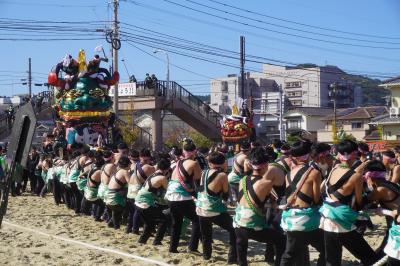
[195,94,210,103]
[344,74,390,106]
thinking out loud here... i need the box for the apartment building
[210,73,286,141]
[262,64,361,108]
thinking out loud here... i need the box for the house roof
[321,106,388,121]
[284,107,333,118]
[364,130,381,141]
[379,76,400,87]
[370,113,400,125]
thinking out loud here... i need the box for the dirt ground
[0,193,386,265]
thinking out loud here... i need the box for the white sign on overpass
[109,83,137,97]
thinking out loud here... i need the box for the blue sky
[1,0,400,96]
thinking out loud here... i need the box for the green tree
[188,129,214,148]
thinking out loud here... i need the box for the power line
[120,25,398,78]
[184,0,400,45]
[2,1,97,8]
[206,0,400,40]
[121,1,400,64]
[156,0,400,50]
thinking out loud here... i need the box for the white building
[210,73,287,142]
[262,64,361,108]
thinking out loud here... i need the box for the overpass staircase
[118,81,222,149]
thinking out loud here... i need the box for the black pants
[36,175,44,196]
[388,257,400,266]
[62,184,72,209]
[22,168,29,192]
[137,205,171,244]
[169,200,200,252]
[235,226,285,266]
[108,204,124,229]
[70,182,82,213]
[126,199,142,233]
[281,229,325,266]
[52,178,62,205]
[199,212,237,262]
[375,216,393,257]
[265,207,285,263]
[324,230,379,266]
[91,199,105,221]
[80,195,92,215]
[28,170,37,193]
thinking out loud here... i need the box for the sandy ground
[0,192,386,266]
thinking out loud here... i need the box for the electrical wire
[206,0,400,40]
[184,0,400,45]
[139,0,400,50]
[121,1,400,65]
[119,27,398,79]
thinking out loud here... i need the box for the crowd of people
[8,138,400,266]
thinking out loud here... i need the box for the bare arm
[367,188,383,203]
[311,170,322,204]
[161,176,168,190]
[221,173,229,194]
[353,173,364,207]
[192,162,202,181]
[391,165,400,184]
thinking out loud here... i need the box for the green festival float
[47,47,119,149]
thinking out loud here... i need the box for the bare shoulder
[309,168,322,179]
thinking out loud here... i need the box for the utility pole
[112,0,119,117]
[240,36,245,99]
[28,58,32,99]
[279,85,284,141]
[330,82,338,143]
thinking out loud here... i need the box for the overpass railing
[135,81,222,129]
[116,118,152,148]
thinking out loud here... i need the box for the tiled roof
[379,76,400,87]
[370,114,400,125]
[364,130,381,140]
[321,106,388,121]
[284,107,333,117]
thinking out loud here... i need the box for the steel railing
[116,118,152,148]
[136,81,222,129]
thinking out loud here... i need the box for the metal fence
[136,81,222,129]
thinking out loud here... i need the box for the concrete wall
[382,125,400,141]
[391,86,400,108]
[318,120,370,142]
[305,116,327,132]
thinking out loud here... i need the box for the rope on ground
[3,220,171,266]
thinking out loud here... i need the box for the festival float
[47,47,119,150]
[220,101,253,144]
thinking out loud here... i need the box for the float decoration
[48,47,119,149]
[220,100,253,143]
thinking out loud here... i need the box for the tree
[188,129,214,148]
[116,119,140,148]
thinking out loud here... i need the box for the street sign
[109,82,137,97]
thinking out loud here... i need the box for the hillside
[344,74,390,106]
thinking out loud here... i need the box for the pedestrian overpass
[116,81,222,150]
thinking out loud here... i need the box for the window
[291,100,302,106]
[267,126,277,132]
[285,81,302,88]
[287,91,302,97]
[288,120,301,129]
[351,122,363,129]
